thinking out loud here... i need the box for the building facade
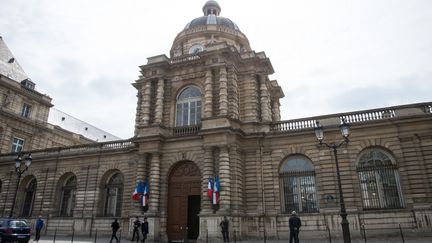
[0,1,431,242]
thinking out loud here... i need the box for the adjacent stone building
[0,1,431,242]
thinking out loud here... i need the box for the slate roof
[0,36,29,82]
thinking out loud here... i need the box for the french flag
[207,177,213,201]
[142,178,149,207]
[213,176,220,205]
[132,180,144,201]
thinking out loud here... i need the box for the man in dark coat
[110,219,120,243]
[131,217,141,242]
[34,215,44,242]
[220,216,230,243]
[289,211,301,243]
[141,217,149,243]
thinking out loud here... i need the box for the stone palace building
[0,1,431,242]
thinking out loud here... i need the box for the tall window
[60,176,76,216]
[357,148,403,209]
[21,178,37,217]
[11,137,24,152]
[280,155,318,213]
[104,172,123,217]
[21,104,31,118]
[176,86,202,126]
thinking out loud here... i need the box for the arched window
[279,155,318,213]
[104,172,123,217]
[60,176,76,216]
[176,86,202,127]
[357,148,403,209]
[21,178,36,217]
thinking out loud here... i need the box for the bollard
[326,225,332,243]
[71,221,75,243]
[206,228,208,243]
[119,230,122,243]
[94,228,98,243]
[399,224,405,243]
[184,226,189,243]
[362,224,367,243]
[53,228,58,243]
[234,229,237,243]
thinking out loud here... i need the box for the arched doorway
[167,161,201,242]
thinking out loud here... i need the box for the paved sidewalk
[31,235,432,243]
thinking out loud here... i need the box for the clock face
[189,44,204,54]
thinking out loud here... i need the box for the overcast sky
[1,0,431,139]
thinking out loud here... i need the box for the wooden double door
[167,161,201,242]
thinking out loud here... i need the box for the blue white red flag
[132,180,144,201]
[142,178,149,207]
[213,176,220,205]
[207,177,213,201]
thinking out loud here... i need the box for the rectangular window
[281,175,318,213]
[11,137,24,152]
[21,104,31,118]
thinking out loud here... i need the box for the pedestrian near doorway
[141,217,149,243]
[289,211,301,243]
[110,219,120,243]
[34,215,44,242]
[131,217,141,242]
[220,216,230,243]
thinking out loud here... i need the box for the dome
[184,0,240,31]
[184,16,240,31]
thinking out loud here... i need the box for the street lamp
[314,119,351,243]
[9,154,32,218]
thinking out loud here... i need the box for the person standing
[289,211,301,243]
[131,217,141,242]
[110,219,120,243]
[34,215,44,242]
[141,217,149,243]
[220,216,230,243]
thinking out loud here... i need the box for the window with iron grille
[357,148,404,209]
[176,86,202,127]
[280,155,319,213]
[104,172,123,217]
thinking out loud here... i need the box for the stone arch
[54,172,77,216]
[98,169,124,217]
[16,175,37,217]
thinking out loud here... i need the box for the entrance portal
[167,161,201,242]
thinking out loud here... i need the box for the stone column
[219,146,231,212]
[141,81,151,126]
[272,100,281,121]
[219,67,228,116]
[149,153,161,213]
[230,68,239,120]
[204,70,213,118]
[154,78,164,124]
[137,153,149,181]
[260,74,272,122]
[201,147,214,213]
[243,74,259,122]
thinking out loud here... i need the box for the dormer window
[20,79,35,90]
[176,86,202,127]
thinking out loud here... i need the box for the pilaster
[272,100,281,121]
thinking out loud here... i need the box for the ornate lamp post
[9,154,32,218]
[314,119,351,243]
